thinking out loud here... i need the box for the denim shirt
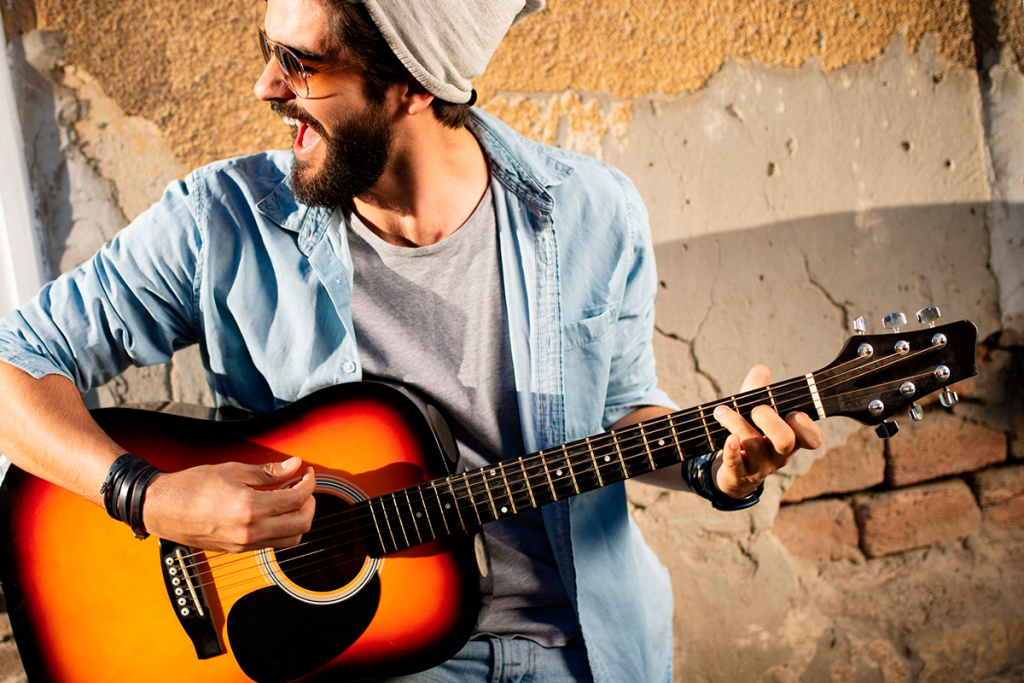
[0,110,675,682]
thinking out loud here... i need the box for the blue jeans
[372,638,594,683]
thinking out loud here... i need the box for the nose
[254,58,293,102]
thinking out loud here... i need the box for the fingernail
[282,456,301,469]
[714,405,728,419]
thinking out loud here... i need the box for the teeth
[282,117,300,126]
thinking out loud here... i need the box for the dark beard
[273,101,392,208]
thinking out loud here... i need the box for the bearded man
[0,1,822,681]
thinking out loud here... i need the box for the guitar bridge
[159,539,224,659]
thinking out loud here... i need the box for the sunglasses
[258,28,355,99]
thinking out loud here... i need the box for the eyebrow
[286,44,328,63]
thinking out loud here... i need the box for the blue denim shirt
[0,110,675,682]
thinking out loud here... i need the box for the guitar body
[0,382,481,683]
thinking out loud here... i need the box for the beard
[273,100,393,208]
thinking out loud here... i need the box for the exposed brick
[970,465,1024,530]
[774,499,860,561]
[887,413,1007,487]
[854,479,981,557]
[781,428,884,503]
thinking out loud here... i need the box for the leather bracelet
[129,467,162,540]
[101,453,139,519]
[99,453,163,539]
[682,451,764,511]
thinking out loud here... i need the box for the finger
[713,404,760,442]
[720,435,753,477]
[740,364,771,393]
[786,412,824,451]
[239,495,317,551]
[749,405,797,459]
[252,469,317,517]
[233,456,305,487]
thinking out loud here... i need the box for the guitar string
[177,343,943,580]
[184,347,883,571]
[196,342,936,568]
[200,367,941,600]
[176,355,862,573]
[175,358,942,596]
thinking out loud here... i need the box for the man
[0,0,822,681]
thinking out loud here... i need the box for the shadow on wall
[650,202,1008,404]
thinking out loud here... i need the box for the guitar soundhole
[273,493,367,593]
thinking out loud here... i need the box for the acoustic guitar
[0,311,977,682]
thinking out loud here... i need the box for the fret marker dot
[415,512,422,518]
[445,503,451,509]
[556,469,564,477]
[490,470,497,477]
[604,456,611,462]
[658,439,665,447]
[501,506,508,514]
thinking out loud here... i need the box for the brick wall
[774,343,1023,561]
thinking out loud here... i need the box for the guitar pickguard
[228,575,381,683]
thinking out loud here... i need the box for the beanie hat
[359,0,545,104]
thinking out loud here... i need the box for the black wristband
[129,467,161,540]
[99,453,163,539]
[682,451,764,511]
[101,453,139,519]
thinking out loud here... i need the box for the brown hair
[323,0,472,129]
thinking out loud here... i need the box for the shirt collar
[255,108,575,248]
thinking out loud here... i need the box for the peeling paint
[479,91,631,158]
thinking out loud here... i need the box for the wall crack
[802,252,851,331]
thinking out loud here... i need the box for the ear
[398,77,435,116]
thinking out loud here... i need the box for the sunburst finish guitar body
[0,316,978,682]
[1,383,481,683]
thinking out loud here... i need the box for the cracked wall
[2,1,1023,682]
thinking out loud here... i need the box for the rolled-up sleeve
[0,179,202,393]
[601,171,678,428]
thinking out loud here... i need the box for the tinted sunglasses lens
[277,49,309,97]
[258,30,272,63]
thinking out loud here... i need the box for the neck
[352,122,489,247]
[356,374,830,556]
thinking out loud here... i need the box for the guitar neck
[358,373,828,556]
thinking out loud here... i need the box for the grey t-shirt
[342,189,579,646]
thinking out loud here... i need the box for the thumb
[237,456,303,487]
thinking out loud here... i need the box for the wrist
[710,455,759,500]
[682,451,763,511]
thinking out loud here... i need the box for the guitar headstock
[815,307,979,436]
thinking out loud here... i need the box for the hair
[323,0,472,129]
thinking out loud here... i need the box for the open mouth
[282,116,323,157]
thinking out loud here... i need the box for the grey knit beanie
[358,0,545,104]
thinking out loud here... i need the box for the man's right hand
[143,456,317,553]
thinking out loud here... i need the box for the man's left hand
[711,365,823,499]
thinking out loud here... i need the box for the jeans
[372,637,594,683]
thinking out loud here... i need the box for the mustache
[271,102,329,140]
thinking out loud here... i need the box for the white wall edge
[0,10,47,482]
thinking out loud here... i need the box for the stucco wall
[1,1,1023,682]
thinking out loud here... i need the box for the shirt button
[343,361,357,374]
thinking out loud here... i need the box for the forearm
[0,360,124,506]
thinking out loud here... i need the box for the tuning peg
[853,316,867,335]
[875,421,900,439]
[909,404,924,421]
[939,388,959,408]
[916,306,941,328]
[882,312,907,334]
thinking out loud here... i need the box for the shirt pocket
[562,307,616,350]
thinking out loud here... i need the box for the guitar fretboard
[355,376,826,556]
